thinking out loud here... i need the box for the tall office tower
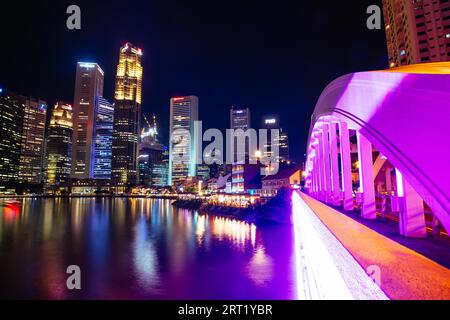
[18,97,47,185]
[93,97,114,179]
[261,115,281,159]
[151,146,169,187]
[168,96,199,186]
[230,107,252,193]
[0,89,23,194]
[138,116,164,186]
[383,0,450,67]
[230,106,251,163]
[111,43,143,188]
[71,62,104,179]
[279,131,290,163]
[44,102,73,194]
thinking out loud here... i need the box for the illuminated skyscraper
[138,114,164,186]
[383,0,450,67]
[93,97,114,179]
[261,115,290,163]
[230,106,251,162]
[71,62,104,179]
[168,96,199,186]
[18,97,47,185]
[0,89,23,194]
[111,43,143,188]
[44,102,73,194]
[230,106,252,193]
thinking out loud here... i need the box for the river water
[0,198,297,299]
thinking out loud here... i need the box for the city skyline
[0,0,389,164]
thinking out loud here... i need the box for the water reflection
[0,198,295,299]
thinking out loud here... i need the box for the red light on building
[173,97,185,102]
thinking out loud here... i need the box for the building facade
[71,62,104,179]
[261,167,300,198]
[168,96,199,186]
[0,89,23,194]
[383,0,450,67]
[44,102,73,194]
[18,97,47,186]
[93,97,114,179]
[138,127,164,186]
[111,43,143,188]
[230,107,252,193]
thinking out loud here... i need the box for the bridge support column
[329,122,341,206]
[321,125,332,204]
[396,170,427,238]
[339,122,353,211]
[357,132,376,220]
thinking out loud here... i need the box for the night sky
[0,0,387,163]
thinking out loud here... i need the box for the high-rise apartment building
[93,97,114,179]
[111,43,143,188]
[383,0,450,67]
[168,96,199,186]
[71,62,104,179]
[44,102,73,194]
[18,97,47,185]
[0,89,23,194]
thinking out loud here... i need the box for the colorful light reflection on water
[0,198,296,299]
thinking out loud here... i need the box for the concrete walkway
[300,193,450,300]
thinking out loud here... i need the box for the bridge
[296,62,450,299]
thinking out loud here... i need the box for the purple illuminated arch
[305,62,450,232]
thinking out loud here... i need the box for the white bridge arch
[305,62,450,236]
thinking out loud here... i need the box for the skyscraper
[71,62,104,179]
[168,96,199,186]
[44,102,73,195]
[93,97,114,179]
[111,43,143,188]
[383,0,450,67]
[230,107,252,193]
[279,131,290,163]
[18,97,47,185]
[230,106,251,163]
[0,89,23,194]
[138,114,164,186]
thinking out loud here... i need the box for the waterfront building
[197,164,210,181]
[71,62,105,179]
[383,0,450,67]
[168,96,199,186]
[111,43,143,188]
[44,102,73,194]
[93,97,114,179]
[0,89,23,194]
[18,97,47,186]
[261,167,300,198]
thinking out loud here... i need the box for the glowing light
[396,169,404,197]
[173,97,185,102]
[265,119,277,125]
